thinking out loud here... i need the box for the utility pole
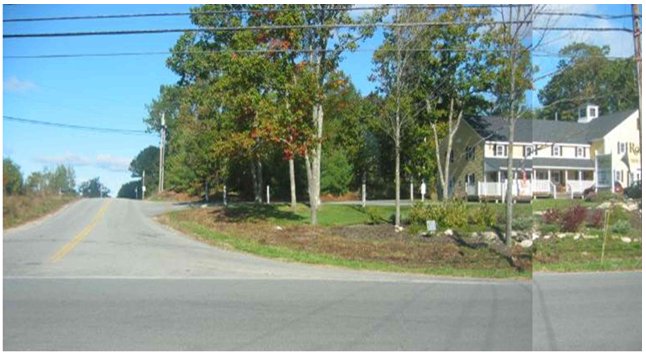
[632,4,642,172]
[158,113,166,193]
[142,170,146,200]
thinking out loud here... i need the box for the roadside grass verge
[3,195,77,229]
[220,203,409,226]
[159,207,529,279]
[533,235,641,272]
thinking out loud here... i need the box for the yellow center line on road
[49,199,112,263]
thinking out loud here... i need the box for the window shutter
[617,142,620,153]
[493,144,497,156]
[575,148,578,157]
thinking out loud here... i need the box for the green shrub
[469,203,497,227]
[321,149,353,195]
[610,220,631,235]
[512,216,534,231]
[539,224,559,235]
[364,207,384,225]
[408,200,467,229]
[444,200,468,229]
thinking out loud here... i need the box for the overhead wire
[3,115,152,135]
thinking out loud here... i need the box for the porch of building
[466,168,595,201]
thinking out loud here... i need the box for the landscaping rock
[531,232,540,241]
[582,234,598,240]
[200,204,208,208]
[573,234,580,240]
[443,229,454,237]
[470,232,479,239]
[274,226,284,231]
[482,231,498,241]
[520,240,533,248]
[543,234,551,240]
[621,237,632,243]
[394,225,404,233]
[557,233,568,239]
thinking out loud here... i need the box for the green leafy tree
[79,177,110,198]
[538,43,639,120]
[129,146,160,193]
[3,158,23,195]
[321,149,354,195]
[117,180,142,199]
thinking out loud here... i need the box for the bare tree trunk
[305,153,317,225]
[289,158,296,209]
[395,117,401,227]
[251,160,263,203]
[505,122,515,246]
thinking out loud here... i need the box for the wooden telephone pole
[632,4,642,171]
[158,113,166,193]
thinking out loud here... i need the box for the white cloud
[35,153,131,172]
[4,76,38,93]
[36,153,90,166]
[95,154,131,172]
[534,4,634,58]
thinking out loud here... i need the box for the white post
[142,170,145,200]
[223,184,227,206]
[361,183,366,208]
[266,185,270,204]
[421,181,427,202]
[409,181,414,203]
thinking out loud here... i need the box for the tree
[372,6,426,227]
[129,146,160,193]
[25,171,47,195]
[3,158,23,195]
[47,165,76,195]
[79,177,110,198]
[538,43,639,120]
[117,180,142,199]
[321,149,354,195]
[490,5,539,246]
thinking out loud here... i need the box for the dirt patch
[171,207,530,274]
[320,192,360,202]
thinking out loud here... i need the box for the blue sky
[2,4,639,195]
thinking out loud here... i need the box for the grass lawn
[159,204,529,279]
[219,202,410,226]
[533,234,642,272]
[3,195,77,229]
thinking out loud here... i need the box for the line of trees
[135,5,638,231]
[3,158,110,198]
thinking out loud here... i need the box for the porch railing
[477,182,501,197]
[567,180,595,196]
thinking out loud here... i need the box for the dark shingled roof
[484,158,532,172]
[532,158,595,169]
[464,110,636,144]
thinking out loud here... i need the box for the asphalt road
[533,271,642,351]
[3,198,640,350]
[4,198,531,350]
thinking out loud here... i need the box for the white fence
[567,180,595,195]
[473,179,558,199]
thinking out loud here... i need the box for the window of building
[536,171,548,180]
[575,146,586,158]
[495,144,505,157]
[552,145,561,156]
[465,146,475,161]
[616,170,622,182]
[589,107,597,118]
[618,142,626,154]
[524,145,532,157]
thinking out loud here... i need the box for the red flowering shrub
[560,205,588,232]
[542,208,561,225]
[586,209,605,229]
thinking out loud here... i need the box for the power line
[534,12,636,20]
[3,20,533,39]
[3,115,151,135]
[3,5,507,23]
[533,26,633,33]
